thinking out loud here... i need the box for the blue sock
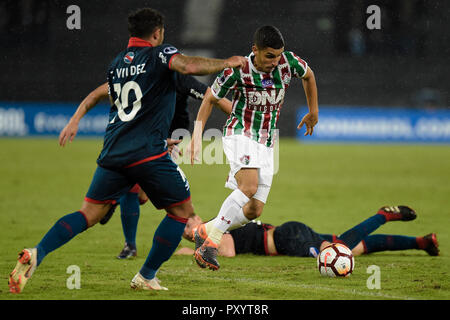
[139,214,187,280]
[337,214,386,249]
[362,234,419,253]
[120,192,140,247]
[35,211,88,266]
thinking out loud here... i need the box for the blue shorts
[273,221,325,257]
[85,152,190,209]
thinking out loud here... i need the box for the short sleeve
[155,44,180,70]
[211,68,238,99]
[284,51,308,78]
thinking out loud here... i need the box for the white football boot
[130,273,168,291]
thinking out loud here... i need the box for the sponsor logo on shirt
[163,46,178,55]
[261,79,274,88]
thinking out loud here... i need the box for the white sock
[206,189,249,244]
[227,208,250,231]
[206,208,250,233]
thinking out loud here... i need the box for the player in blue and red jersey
[59,73,232,260]
[9,7,246,293]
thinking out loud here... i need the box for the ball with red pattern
[317,243,354,277]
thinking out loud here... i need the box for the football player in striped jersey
[189,25,318,270]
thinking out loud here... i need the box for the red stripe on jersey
[261,112,271,145]
[168,53,180,70]
[227,117,238,136]
[242,61,250,75]
[124,151,168,168]
[242,76,253,87]
[243,106,253,137]
[274,104,282,133]
[224,68,233,77]
[129,184,141,193]
[293,52,307,69]
[279,54,287,65]
[127,37,153,48]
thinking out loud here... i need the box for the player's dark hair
[253,25,285,50]
[128,8,165,38]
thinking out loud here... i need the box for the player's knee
[244,202,263,220]
[80,201,110,228]
[239,184,258,199]
[166,200,195,220]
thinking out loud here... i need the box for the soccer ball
[317,243,354,277]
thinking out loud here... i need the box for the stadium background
[0,0,448,140]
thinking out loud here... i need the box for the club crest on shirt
[240,155,251,165]
[282,73,290,84]
[124,51,135,64]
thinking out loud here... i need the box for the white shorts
[222,135,274,203]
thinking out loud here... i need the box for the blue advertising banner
[0,102,110,136]
[297,106,450,143]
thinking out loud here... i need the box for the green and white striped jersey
[211,51,308,147]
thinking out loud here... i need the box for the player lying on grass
[8,7,246,293]
[59,74,232,260]
[175,206,439,257]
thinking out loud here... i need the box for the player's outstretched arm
[297,67,319,136]
[188,88,220,164]
[170,54,246,76]
[215,95,232,115]
[59,83,109,146]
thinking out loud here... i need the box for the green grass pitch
[0,138,449,300]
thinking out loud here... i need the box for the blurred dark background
[0,0,449,137]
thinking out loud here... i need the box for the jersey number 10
[111,81,143,123]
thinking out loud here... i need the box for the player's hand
[59,120,79,147]
[187,137,202,165]
[297,111,318,136]
[224,56,247,69]
[167,138,183,159]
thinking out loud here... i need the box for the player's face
[252,45,284,73]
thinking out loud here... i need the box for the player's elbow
[303,66,315,81]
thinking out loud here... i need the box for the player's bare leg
[81,201,115,227]
[242,198,265,220]
[235,168,259,199]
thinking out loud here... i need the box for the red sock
[415,236,427,249]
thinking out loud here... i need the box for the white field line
[181,272,420,300]
[214,276,419,300]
